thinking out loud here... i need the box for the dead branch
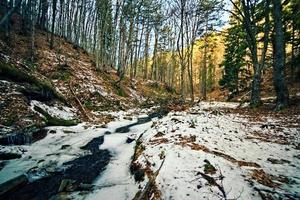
[134,158,166,200]
[199,172,227,199]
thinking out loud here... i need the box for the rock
[34,105,79,127]
[104,131,111,135]
[154,132,165,138]
[0,127,47,145]
[126,137,135,144]
[49,130,56,134]
[0,175,28,196]
[294,143,300,150]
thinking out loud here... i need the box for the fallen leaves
[251,169,280,188]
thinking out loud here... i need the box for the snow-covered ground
[134,102,300,199]
[0,102,299,199]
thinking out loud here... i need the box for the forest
[0,0,299,200]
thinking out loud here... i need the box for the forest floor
[0,101,299,200]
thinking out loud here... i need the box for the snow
[1,101,299,199]
[87,113,155,200]
[0,123,106,184]
[134,102,300,199]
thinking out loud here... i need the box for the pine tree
[219,17,248,99]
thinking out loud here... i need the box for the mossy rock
[34,106,79,126]
[204,160,217,175]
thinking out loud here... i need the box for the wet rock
[78,183,93,191]
[126,137,135,144]
[104,131,111,135]
[49,130,56,134]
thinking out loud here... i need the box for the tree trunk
[272,0,289,110]
[30,0,35,62]
[151,29,158,80]
[39,0,48,30]
[143,22,150,80]
[250,61,262,107]
[50,0,57,49]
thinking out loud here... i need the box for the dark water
[115,109,168,133]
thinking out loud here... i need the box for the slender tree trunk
[291,23,295,81]
[30,0,35,62]
[151,29,158,80]
[143,22,150,80]
[201,19,208,100]
[50,0,57,49]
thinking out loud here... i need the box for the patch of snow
[197,101,240,109]
[87,118,153,200]
[30,100,76,120]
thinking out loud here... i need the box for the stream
[0,109,167,200]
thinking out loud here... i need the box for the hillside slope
[0,21,178,146]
